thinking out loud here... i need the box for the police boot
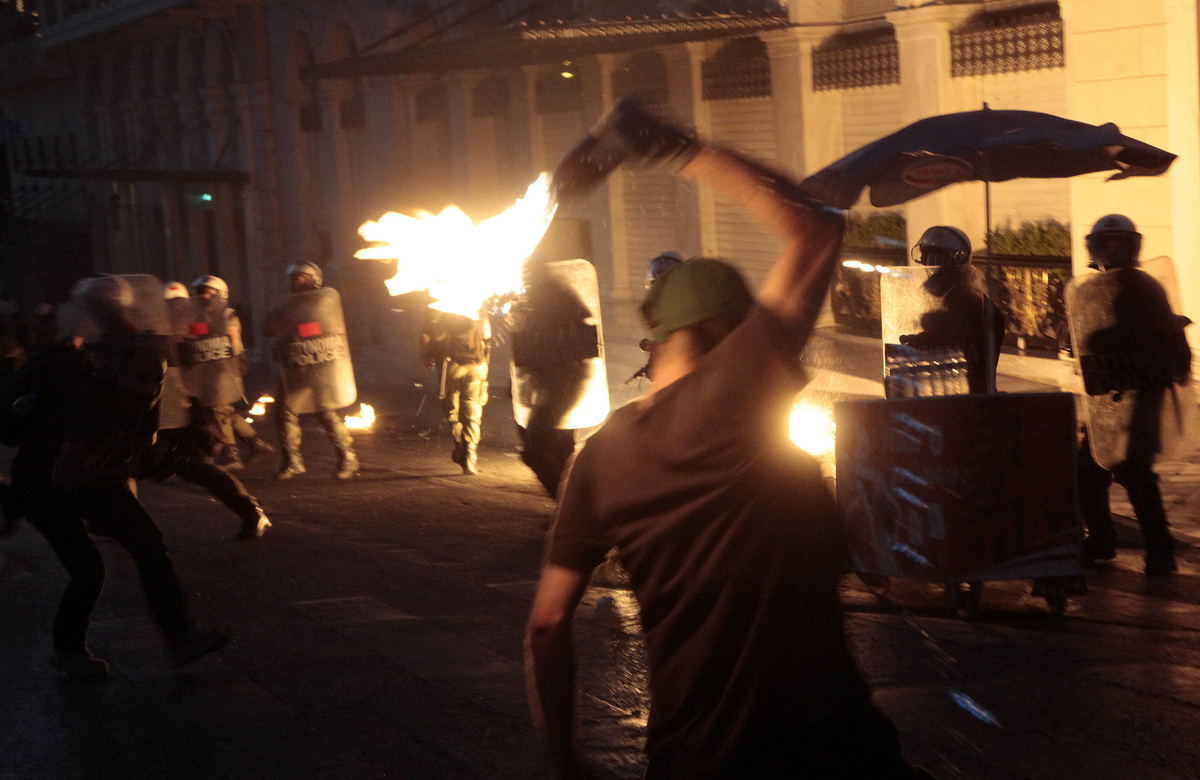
[1145,551,1178,577]
[451,441,466,468]
[276,456,306,480]
[1143,527,1177,577]
[463,443,478,476]
[335,450,360,480]
[1082,533,1116,563]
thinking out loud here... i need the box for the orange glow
[355,176,556,319]
[345,403,375,431]
[249,395,274,416]
[789,400,836,457]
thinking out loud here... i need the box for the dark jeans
[155,427,261,523]
[26,483,192,653]
[1078,429,1173,556]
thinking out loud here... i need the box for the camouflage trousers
[274,389,355,465]
[443,361,489,449]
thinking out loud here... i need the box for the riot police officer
[1073,214,1192,576]
[270,261,360,480]
[421,306,491,475]
[184,276,272,469]
[155,281,271,540]
[899,225,1006,394]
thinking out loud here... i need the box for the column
[1163,0,1200,358]
[887,4,984,251]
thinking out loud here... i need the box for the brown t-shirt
[549,306,872,775]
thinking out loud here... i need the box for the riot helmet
[913,226,972,266]
[645,251,684,288]
[73,275,134,336]
[192,275,228,300]
[286,261,323,293]
[164,281,190,300]
[1085,214,1141,270]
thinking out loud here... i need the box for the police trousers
[443,361,488,448]
[208,404,261,450]
[1077,428,1174,555]
[275,389,355,463]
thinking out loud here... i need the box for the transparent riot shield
[178,297,245,406]
[159,296,193,429]
[71,274,170,359]
[121,274,171,337]
[881,266,975,398]
[158,367,192,430]
[511,259,609,430]
[273,287,357,414]
[1064,256,1197,469]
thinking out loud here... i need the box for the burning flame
[249,395,274,416]
[355,176,557,319]
[789,401,835,458]
[345,403,375,430]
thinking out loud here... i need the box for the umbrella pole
[984,176,998,393]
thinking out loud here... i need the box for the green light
[199,193,213,202]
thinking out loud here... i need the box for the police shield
[1064,256,1197,469]
[159,296,195,429]
[72,274,170,339]
[178,297,245,406]
[273,287,357,414]
[881,265,976,398]
[121,274,171,337]
[511,259,609,430]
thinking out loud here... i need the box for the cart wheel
[1031,578,1070,616]
[856,572,890,598]
[948,581,983,620]
[1043,582,1068,616]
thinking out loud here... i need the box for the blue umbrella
[799,107,1176,210]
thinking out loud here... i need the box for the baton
[438,358,450,400]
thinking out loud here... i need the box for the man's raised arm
[552,98,844,348]
[680,145,844,345]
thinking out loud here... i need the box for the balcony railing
[832,250,1073,356]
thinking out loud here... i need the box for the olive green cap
[640,258,753,342]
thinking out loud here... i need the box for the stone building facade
[0,0,1196,383]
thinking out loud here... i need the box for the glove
[606,98,698,167]
[551,99,699,207]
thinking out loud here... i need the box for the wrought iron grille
[702,37,771,101]
[812,29,899,91]
[951,3,1064,77]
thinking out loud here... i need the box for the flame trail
[355,176,557,319]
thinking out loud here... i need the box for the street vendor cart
[835,391,1083,617]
